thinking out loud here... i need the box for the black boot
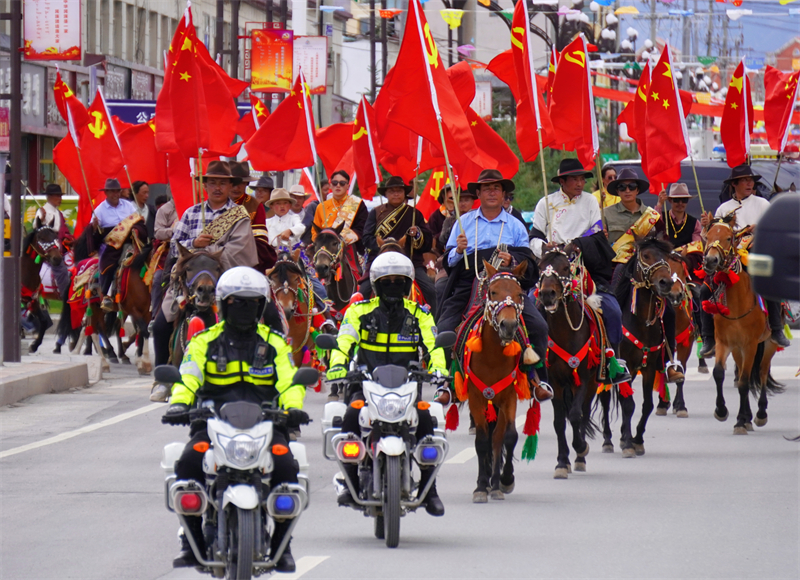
[609,343,633,384]
[418,468,444,516]
[337,463,359,506]
[699,305,716,358]
[270,520,296,573]
[767,300,790,347]
[173,516,203,568]
[700,334,716,358]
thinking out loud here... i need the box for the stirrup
[665,360,685,383]
[534,381,554,402]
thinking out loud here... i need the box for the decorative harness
[313,228,357,308]
[270,257,317,354]
[27,228,60,265]
[702,221,759,321]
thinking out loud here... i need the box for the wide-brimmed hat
[252,175,274,190]
[377,175,414,198]
[229,161,257,184]
[44,184,64,196]
[467,169,515,196]
[264,188,293,207]
[195,160,234,181]
[551,159,594,183]
[289,184,310,198]
[667,183,695,199]
[724,164,762,184]
[607,167,649,195]
[100,178,122,191]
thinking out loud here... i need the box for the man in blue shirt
[440,170,550,391]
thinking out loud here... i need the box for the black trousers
[153,308,172,367]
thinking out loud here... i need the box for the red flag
[246,73,316,171]
[299,168,320,205]
[53,71,89,132]
[763,66,800,154]
[618,62,651,172]
[117,119,169,184]
[467,107,519,178]
[549,35,598,169]
[167,151,196,218]
[316,122,353,179]
[352,97,383,200]
[511,0,555,162]
[546,46,559,104]
[53,134,104,238]
[487,49,519,101]
[236,94,270,141]
[644,45,691,184]
[416,166,450,219]
[720,59,754,168]
[81,90,126,189]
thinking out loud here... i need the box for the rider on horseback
[327,253,448,516]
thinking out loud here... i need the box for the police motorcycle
[156,364,319,579]
[314,331,456,548]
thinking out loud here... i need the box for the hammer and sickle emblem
[564,50,586,68]
[87,111,107,139]
[353,119,367,141]
[511,27,524,51]
[423,23,439,68]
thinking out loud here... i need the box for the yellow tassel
[503,341,522,357]
[466,336,483,353]
[523,346,539,365]
[454,371,468,402]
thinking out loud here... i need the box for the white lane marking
[0,403,162,460]
[445,414,527,464]
[280,556,329,579]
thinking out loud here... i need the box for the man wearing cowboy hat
[530,159,637,385]
[604,167,659,247]
[33,184,72,243]
[229,161,276,272]
[697,164,789,352]
[656,183,702,249]
[288,184,318,247]
[265,188,306,248]
[252,174,275,207]
[359,175,436,307]
[428,183,456,253]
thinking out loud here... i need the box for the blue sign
[107,100,251,125]
[746,57,765,69]
[325,24,333,37]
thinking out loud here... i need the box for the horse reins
[703,224,757,321]
[537,250,587,332]
[630,250,669,326]
[483,271,523,344]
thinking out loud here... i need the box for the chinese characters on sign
[0,108,9,152]
[251,29,294,93]
[24,0,82,61]
[292,37,328,95]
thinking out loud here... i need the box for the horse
[457,260,537,503]
[21,227,64,353]
[703,215,783,434]
[169,246,223,367]
[311,223,358,314]
[267,248,316,368]
[112,248,153,374]
[604,236,676,457]
[537,247,601,478]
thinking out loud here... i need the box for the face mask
[377,278,407,305]
[226,298,261,334]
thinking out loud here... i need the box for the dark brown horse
[311,223,358,314]
[704,216,782,434]
[267,248,316,367]
[114,248,153,374]
[21,227,63,353]
[169,246,223,367]
[537,247,600,478]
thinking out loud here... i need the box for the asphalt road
[1,344,798,580]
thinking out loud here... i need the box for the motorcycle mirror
[314,333,339,351]
[292,367,321,386]
[434,331,456,350]
[154,364,182,385]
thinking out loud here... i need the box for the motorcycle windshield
[219,401,264,430]
[372,365,410,390]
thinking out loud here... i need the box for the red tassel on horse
[618,381,634,398]
[485,400,497,423]
[445,404,459,431]
[523,400,541,436]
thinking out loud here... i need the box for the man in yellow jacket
[163,267,306,573]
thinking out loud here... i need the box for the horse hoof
[676,409,689,419]
[714,409,729,422]
[137,360,153,375]
[602,443,614,454]
[472,491,488,503]
[554,467,569,479]
[698,365,709,374]
[574,460,586,472]
[468,427,476,436]
[499,481,515,494]
[120,357,131,365]
[566,464,572,474]
[149,383,170,403]
[745,422,754,432]
[577,443,590,458]
[733,425,748,435]
[108,357,120,365]
[633,443,645,456]
[655,407,667,416]
[754,415,767,428]
[489,490,505,501]
[622,447,637,458]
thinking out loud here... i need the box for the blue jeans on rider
[597,291,622,345]
[310,275,327,300]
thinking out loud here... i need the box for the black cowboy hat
[252,175,275,190]
[99,178,122,191]
[467,169,515,196]
[43,184,64,196]
[229,161,258,184]
[606,167,650,195]
[437,183,476,205]
[724,163,762,184]
[378,175,414,198]
[195,160,234,181]
[551,158,594,183]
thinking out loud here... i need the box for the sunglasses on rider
[331,180,348,186]
[669,198,688,204]
[617,183,639,191]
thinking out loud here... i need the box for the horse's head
[537,246,572,313]
[312,222,345,281]
[176,245,223,311]
[632,235,674,298]
[665,252,690,308]
[483,259,528,345]
[376,236,407,255]
[267,248,305,318]
[704,214,736,274]
[32,227,62,267]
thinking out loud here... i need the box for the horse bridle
[180,268,219,307]
[633,250,670,290]
[313,229,344,277]
[537,250,586,331]
[704,221,739,275]
[270,258,307,315]
[484,271,524,341]
[31,228,60,264]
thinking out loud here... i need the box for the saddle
[67,258,100,329]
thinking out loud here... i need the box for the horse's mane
[613,236,673,307]
[130,244,153,271]
[73,227,95,263]
[272,249,306,278]
[22,229,36,255]
[175,248,221,275]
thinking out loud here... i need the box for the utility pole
[381,0,388,81]
[650,0,657,43]
[681,0,691,88]
[370,0,376,100]
[721,9,729,84]
[692,0,698,58]
[706,0,713,57]
[230,0,240,78]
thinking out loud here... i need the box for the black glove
[286,408,311,428]
[162,403,190,425]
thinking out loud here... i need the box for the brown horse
[703,216,782,434]
[312,223,358,314]
[459,260,536,503]
[267,248,316,367]
[537,247,600,478]
[113,248,153,374]
[169,246,224,367]
[21,227,63,353]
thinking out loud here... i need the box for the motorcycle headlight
[216,434,267,468]
[369,392,413,421]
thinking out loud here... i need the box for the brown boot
[533,382,553,402]
[665,362,685,384]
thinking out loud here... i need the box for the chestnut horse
[537,248,600,478]
[113,248,153,374]
[461,260,535,503]
[267,248,316,367]
[312,223,358,314]
[21,227,63,353]
[703,216,782,434]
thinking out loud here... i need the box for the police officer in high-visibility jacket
[327,253,448,515]
[162,267,308,573]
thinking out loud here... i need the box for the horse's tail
[583,412,600,440]
[748,341,786,395]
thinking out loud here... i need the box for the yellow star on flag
[651,91,660,102]
[662,98,670,110]
[471,121,477,127]
[181,36,193,51]
[731,102,738,110]
[179,71,191,82]
[729,75,743,93]
[297,101,303,110]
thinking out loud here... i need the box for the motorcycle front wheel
[225,507,255,580]
[383,455,401,548]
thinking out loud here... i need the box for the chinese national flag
[618,62,651,172]
[236,94,270,141]
[53,71,89,132]
[644,45,692,184]
[548,35,598,169]
[118,119,169,184]
[245,74,316,171]
[511,0,555,162]
[352,97,383,200]
[720,60,754,168]
[167,151,197,218]
[316,122,353,179]
[81,91,126,186]
[416,166,450,220]
[763,66,800,153]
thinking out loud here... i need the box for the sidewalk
[0,352,102,407]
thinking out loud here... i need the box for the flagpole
[690,157,705,214]
[436,118,468,271]
[595,158,605,233]
[409,137,422,263]
[199,148,205,226]
[75,146,99,230]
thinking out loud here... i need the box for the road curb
[0,360,90,407]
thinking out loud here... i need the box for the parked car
[748,192,800,303]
